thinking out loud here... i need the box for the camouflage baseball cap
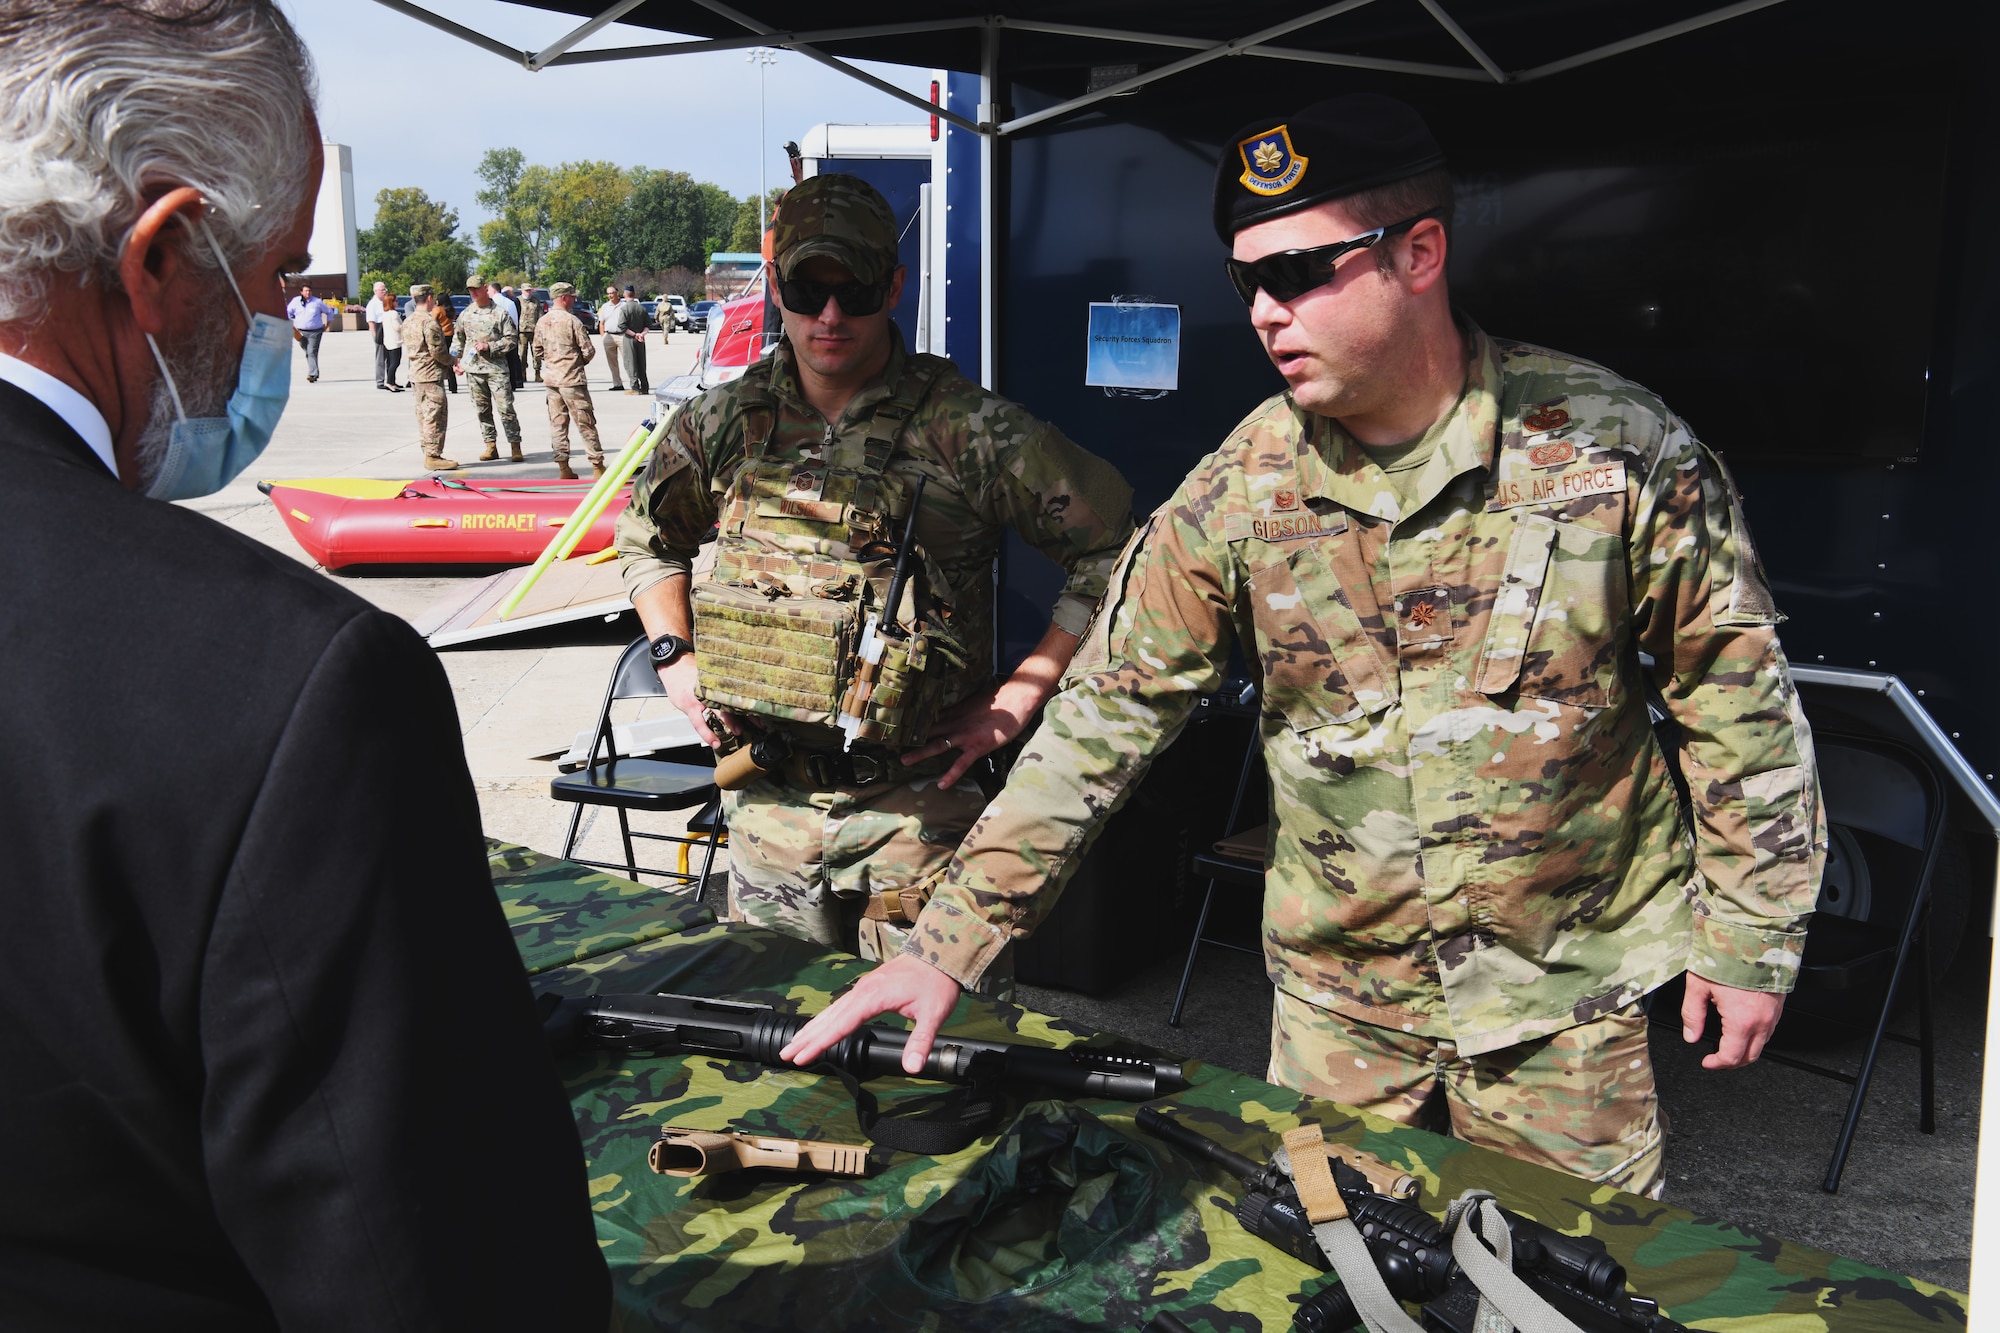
[771,173,899,284]
[408,283,432,298]
[466,273,487,288]
[549,281,576,297]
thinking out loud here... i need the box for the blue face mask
[143,218,292,501]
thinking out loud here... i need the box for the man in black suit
[0,3,608,1328]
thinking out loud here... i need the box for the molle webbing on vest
[692,356,969,747]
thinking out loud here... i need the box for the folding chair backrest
[610,636,669,701]
[1816,740,1931,850]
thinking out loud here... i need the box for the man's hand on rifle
[780,953,961,1074]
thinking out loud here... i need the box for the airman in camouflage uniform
[786,98,1824,1199]
[449,276,522,462]
[615,174,1135,990]
[400,284,455,470]
[533,282,604,480]
[520,288,544,382]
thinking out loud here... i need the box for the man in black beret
[783,94,1824,1200]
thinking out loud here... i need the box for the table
[490,840,1970,1332]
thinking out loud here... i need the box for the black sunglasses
[1224,209,1445,306]
[776,275,893,318]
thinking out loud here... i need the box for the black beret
[1213,93,1446,242]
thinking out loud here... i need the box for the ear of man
[117,186,208,338]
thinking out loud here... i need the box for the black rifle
[1135,1108,1687,1333]
[543,992,1189,1103]
[878,472,927,637]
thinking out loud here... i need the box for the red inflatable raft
[260,475,630,569]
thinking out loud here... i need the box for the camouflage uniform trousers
[412,382,448,458]
[1268,987,1664,1197]
[522,330,540,382]
[465,369,522,446]
[722,760,1015,998]
[545,385,604,463]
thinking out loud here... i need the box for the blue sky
[285,0,934,231]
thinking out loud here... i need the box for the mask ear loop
[137,201,253,425]
[144,336,188,422]
[194,214,256,327]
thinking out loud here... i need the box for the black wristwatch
[648,633,695,668]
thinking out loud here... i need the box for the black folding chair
[550,636,724,893]
[1167,683,1266,1027]
[1757,733,1946,1192]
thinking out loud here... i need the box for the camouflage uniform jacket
[533,307,596,388]
[614,331,1136,711]
[449,302,518,375]
[400,308,450,384]
[520,296,542,340]
[909,324,1826,1057]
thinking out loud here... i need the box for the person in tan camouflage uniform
[784,97,1826,1198]
[519,287,544,383]
[449,276,522,462]
[532,282,604,479]
[400,284,455,470]
[615,174,1135,990]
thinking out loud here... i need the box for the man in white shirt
[364,279,393,390]
[598,284,625,390]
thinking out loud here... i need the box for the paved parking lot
[190,324,697,863]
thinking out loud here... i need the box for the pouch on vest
[692,357,974,747]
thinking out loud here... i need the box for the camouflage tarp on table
[489,840,1970,1332]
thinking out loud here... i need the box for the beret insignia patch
[1238,125,1309,197]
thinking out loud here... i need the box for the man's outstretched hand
[1682,974,1785,1070]
[779,953,962,1075]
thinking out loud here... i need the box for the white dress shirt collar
[0,350,118,477]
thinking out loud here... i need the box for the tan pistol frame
[648,1126,869,1179]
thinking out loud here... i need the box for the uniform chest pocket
[1241,542,1392,731]
[1475,514,1624,709]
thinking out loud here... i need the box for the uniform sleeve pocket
[1740,763,1818,866]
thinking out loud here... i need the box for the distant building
[705,252,764,301]
[296,142,359,302]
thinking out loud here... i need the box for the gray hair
[0,0,318,323]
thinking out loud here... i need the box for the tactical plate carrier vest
[691,355,974,749]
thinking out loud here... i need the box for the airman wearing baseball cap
[770,173,900,284]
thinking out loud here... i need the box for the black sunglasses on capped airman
[1224,208,1445,306]
[776,275,894,318]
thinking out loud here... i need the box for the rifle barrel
[880,473,927,636]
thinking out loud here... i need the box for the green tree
[725,187,787,254]
[543,160,630,293]
[697,182,738,262]
[397,237,477,295]
[616,167,712,274]
[357,187,459,275]
[475,148,557,282]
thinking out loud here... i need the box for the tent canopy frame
[365,0,1792,133]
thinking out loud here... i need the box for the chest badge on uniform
[785,468,827,503]
[1527,439,1577,468]
[1273,488,1299,512]
[1523,401,1571,435]
[1237,125,1309,197]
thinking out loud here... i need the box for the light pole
[746,47,778,240]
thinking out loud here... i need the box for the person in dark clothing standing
[0,3,610,1328]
